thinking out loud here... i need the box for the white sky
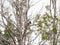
[28,0,60,20]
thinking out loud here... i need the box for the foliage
[45,5,50,10]
[35,12,60,40]
[4,22,14,40]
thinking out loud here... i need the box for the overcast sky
[28,0,60,20]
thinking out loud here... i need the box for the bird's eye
[29,21,31,24]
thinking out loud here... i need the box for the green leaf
[52,0,55,3]
[4,29,11,39]
[42,32,50,40]
[52,25,57,34]
[38,21,42,27]
[45,5,50,10]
